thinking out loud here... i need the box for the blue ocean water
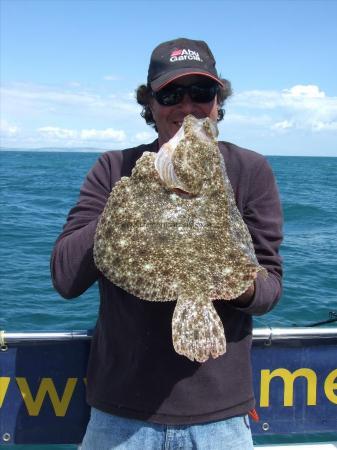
[1,150,337,449]
[1,151,336,331]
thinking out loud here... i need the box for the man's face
[150,75,219,147]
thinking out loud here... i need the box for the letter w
[0,377,10,407]
[16,377,77,416]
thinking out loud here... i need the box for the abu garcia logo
[170,48,203,63]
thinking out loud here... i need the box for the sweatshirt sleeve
[50,151,122,299]
[232,156,283,315]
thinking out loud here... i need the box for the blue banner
[0,335,336,444]
[251,341,337,436]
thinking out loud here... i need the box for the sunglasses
[152,82,219,106]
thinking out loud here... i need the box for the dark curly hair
[136,78,232,132]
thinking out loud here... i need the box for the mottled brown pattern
[94,115,266,362]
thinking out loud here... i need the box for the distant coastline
[0,146,105,153]
[1,147,336,157]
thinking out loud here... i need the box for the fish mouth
[173,115,201,130]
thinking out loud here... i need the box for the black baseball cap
[148,38,224,92]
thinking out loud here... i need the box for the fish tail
[172,297,226,363]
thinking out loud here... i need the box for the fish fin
[172,297,226,363]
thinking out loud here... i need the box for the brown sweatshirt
[50,140,283,425]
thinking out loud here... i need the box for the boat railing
[2,326,337,344]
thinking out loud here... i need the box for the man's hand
[230,277,256,308]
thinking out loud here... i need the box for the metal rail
[253,327,337,342]
[2,327,337,344]
[1,330,92,344]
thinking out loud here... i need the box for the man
[51,38,283,449]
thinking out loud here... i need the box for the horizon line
[0,147,336,158]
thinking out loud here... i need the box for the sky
[1,0,337,156]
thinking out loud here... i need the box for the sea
[1,150,337,449]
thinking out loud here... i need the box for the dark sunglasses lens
[190,84,218,103]
[154,83,218,106]
[155,86,184,106]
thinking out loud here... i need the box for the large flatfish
[94,114,267,362]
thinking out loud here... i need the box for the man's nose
[178,93,196,114]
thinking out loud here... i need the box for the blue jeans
[80,407,254,450]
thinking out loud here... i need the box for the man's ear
[148,98,154,113]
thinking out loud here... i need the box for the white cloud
[233,90,280,109]
[284,85,325,99]
[80,128,126,141]
[2,85,101,107]
[127,91,136,100]
[0,119,20,136]
[135,131,156,142]
[37,126,126,142]
[0,81,142,148]
[233,84,333,109]
[271,120,294,130]
[312,121,337,131]
[1,82,140,120]
[225,113,272,126]
[230,84,337,133]
[38,126,77,139]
